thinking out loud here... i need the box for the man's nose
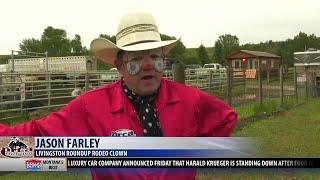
[141,55,154,71]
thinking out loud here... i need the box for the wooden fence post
[258,67,263,105]
[294,66,298,104]
[209,70,212,89]
[85,71,89,91]
[267,65,270,83]
[280,66,284,106]
[243,69,246,95]
[20,75,25,115]
[227,68,233,105]
[47,72,51,111]
[74,72,77,89]
[172,61,185,84]
[0,73,3,112]
[220,70,223,90]
[310,72,315,97]
[305,66,309,99]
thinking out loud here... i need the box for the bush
[282,97,295,109]
[253,99,280,115]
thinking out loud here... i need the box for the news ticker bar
[0,158,319,171]
[67,158,320,168]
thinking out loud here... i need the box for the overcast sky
[0,0,319,54]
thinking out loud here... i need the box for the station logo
[0,137,33,158]
[26,159,42,171]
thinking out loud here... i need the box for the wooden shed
[226,50,281,78]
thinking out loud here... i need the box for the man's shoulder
[163,78,200,93]
[161,78,201,102]
[80,81,120,99]
[162,79,227,107]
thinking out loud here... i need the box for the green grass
[198,98,320,179]
[235,99,320,157]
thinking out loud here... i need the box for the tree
[214,41,223,64]
[19,26,89,57]
[180,48,201,65]
[160,34,186,60]
[214,34,239,65]
[41,26,71,56]
[0,55,10,64]
[292,32,320,52]
[70,34,83,55]
[19,38,44,53]
[198,44,209,65]
[99,34,116,44]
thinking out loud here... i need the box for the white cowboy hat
[90,12,180,65]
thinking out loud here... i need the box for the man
[0,12,237,179]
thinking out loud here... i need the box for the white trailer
[294,50,320,83]
[294,50,320,66]
[0,64,9,72]
[7,56,94,72]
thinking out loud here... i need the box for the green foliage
[253,100,280,115]
[41,26,71,56]
[180,48,200,65]
[214,41,223,64]
[198,44,210,65]
[0,55,10,64]
[70,34,84,55]
[99,34,116,44]
[19,26,89,57]
[234,103,256,120]
[213,34,240,65]
[240,32,320,67]
[19,38,45,53]
[97,60,113,70]
[160,34,186,59]
[18,27,320,70]
[281,97,296,109]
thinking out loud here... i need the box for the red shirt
[0,78,237,180]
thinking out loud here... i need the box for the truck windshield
[204,65,215,68]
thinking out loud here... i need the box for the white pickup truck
[203,63,225,70]
[197,63,226,75]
